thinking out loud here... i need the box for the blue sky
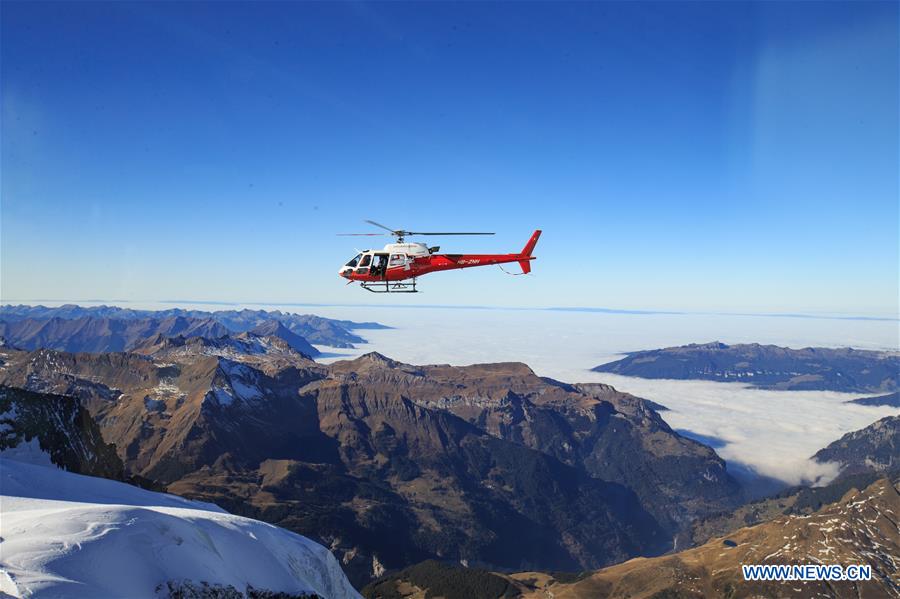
[2,1,897,315]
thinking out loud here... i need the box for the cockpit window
[345,254,362,268]
[359,254,372,267]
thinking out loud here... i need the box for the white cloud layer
[577,373,894,490]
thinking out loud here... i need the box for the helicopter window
[345,254,362,268]
[358,254,372,268]
[389,254,405,267]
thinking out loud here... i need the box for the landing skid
[361,279,419,293]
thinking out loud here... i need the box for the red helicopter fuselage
[339,230,541,288]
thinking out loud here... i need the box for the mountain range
[0,304,388,350]
[2,308,897,596]
[593,341,899,392]
[0,339,742,587]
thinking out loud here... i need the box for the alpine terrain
[0,386,360,599]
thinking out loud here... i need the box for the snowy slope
[0,449,361,599]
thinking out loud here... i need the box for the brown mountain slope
[509,477,900,599]
[169,367,669,585]
[0,345,326,480]
[330,354,743,535]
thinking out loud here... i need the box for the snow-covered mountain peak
[0,453,361,598]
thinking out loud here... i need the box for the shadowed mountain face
[0,386,125,480]
[249,320,319,356]
[813,416,899,478]
[0,304,386,348]
[0,343,744,587]
[594,341,899,392]
[362,560,518,599]
[302,375,669,578]
[366,477,900,599]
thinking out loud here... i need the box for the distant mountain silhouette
[845,391,900,408]
[594,341,898,392]
[0,304,388,348]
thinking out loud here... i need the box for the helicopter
[338,220,541,293]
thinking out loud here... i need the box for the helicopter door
[371,253,389,278]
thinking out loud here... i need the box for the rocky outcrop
[813,416,899,478]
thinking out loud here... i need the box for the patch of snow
[215,361,264,404]
[372,555,384,578]
[0,403,17,435]
[154,380,182,396]
[0,457,361,598]
[209,386,236,407]
[230,379,263,402]
[0,403,18,422]
[0,438,57,468]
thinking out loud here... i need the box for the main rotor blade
[364,220,397,233]
[406,232,495,236]
[337,233,386,236]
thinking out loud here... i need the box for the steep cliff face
[329,355,743,533]
[0,385,124,480]
[813,415,899,478]
[302,376,667,571]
